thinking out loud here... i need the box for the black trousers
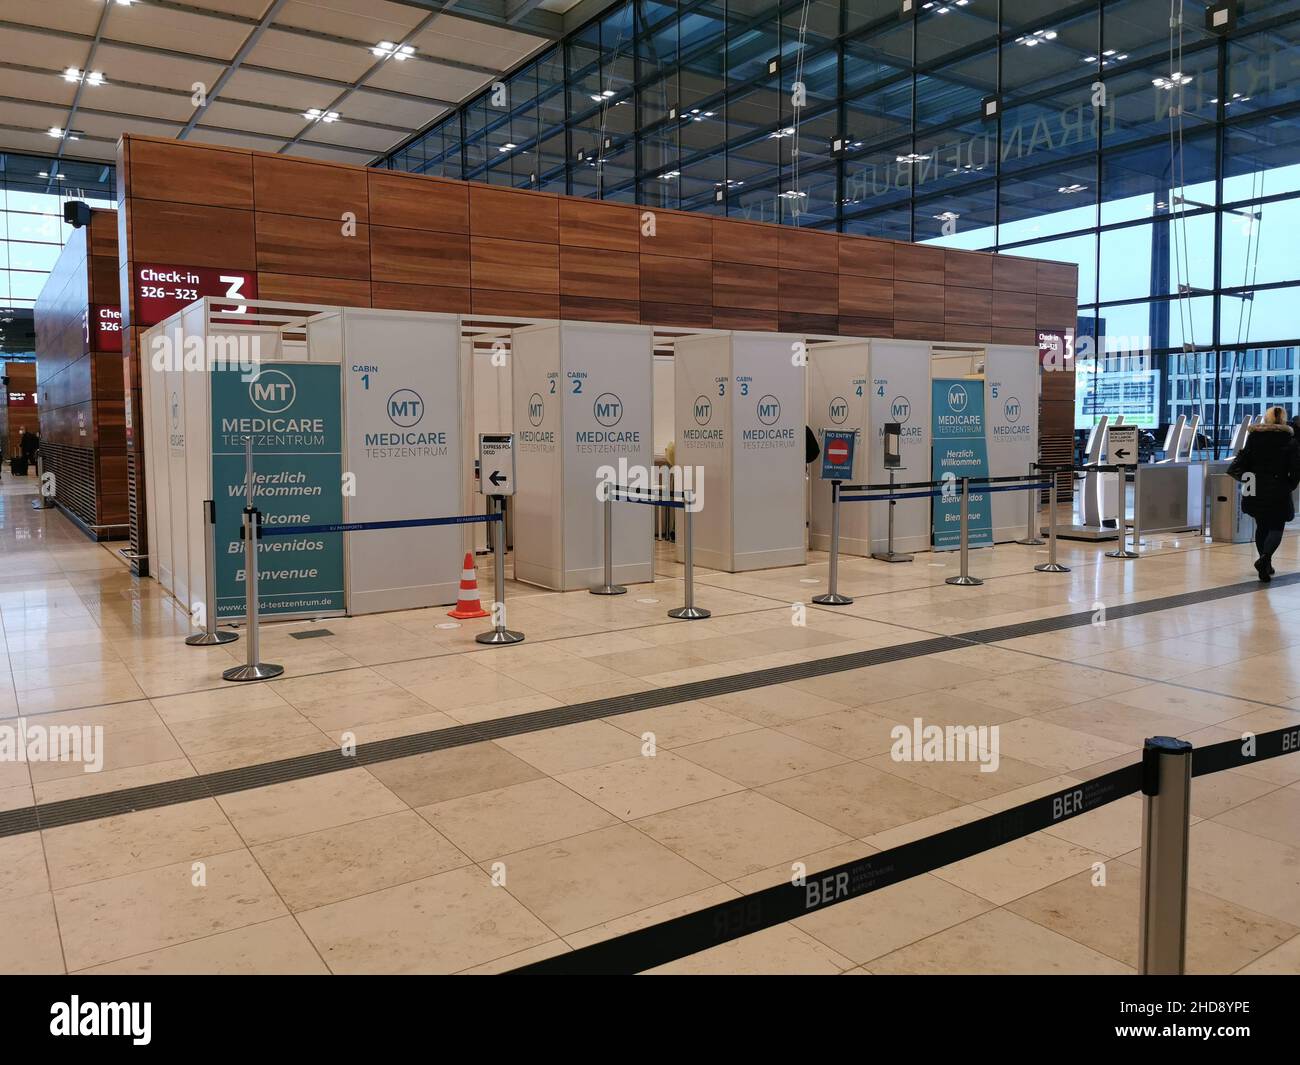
[1255,519,1285,564]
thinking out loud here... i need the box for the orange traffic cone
[448,552,490,619]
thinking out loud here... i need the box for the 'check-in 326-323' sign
[133,264,258,326]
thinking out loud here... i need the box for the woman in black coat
[1229,406,1300,581]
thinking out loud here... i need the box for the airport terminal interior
[1,0,1299,979]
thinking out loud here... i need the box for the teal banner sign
[931,378,991,552]
[212,364,345,620]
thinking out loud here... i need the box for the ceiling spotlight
[372,41,415,60]
[660,170,680,179]
[303,108,339,122]
[47,126,80,139]
[779,189,808,200]
[933,210,960,221]
[768,126,796,139]
[896,152,931,163]
[1058,183,1087,194]
[64,68,105,85]
[1015,29,1058,47]
[497,142,517,153]
[1152,72,1193,89]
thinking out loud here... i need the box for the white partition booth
[809,339,870,554]
[809,339,1041,555]
[510,321,654,591]
[140,299,466,621]
[674,331,806,572]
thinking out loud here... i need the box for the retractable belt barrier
[592,484,707,620]
[212,444,521,681]
[259,513,501,537]
[818,475,1055,600]
[509,723,1300,976]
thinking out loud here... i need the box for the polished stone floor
[1,475,1298,975]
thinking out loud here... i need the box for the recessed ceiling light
[896,152,931,163]
[303,108,339,122]
[1058,183,1087,194]
[372,41,415,60]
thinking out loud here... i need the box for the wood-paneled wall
[116,134,1078,572]
[33,209,127,536]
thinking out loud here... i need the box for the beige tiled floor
[2,477,1300,974]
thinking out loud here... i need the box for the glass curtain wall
[394,1,1296,453]
[0,153,115,313]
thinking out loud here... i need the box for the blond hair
[1265,406,1289,425]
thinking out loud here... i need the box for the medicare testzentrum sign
[211,364,344,621]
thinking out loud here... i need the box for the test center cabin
[114,134,1078,576]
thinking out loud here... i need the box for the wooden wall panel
[641,253,711,306]
[254,155,368,222]
[472,236,558,294]
[713,219,778,266]
[560,246,638,298]
[839,274,894,318]
[470,186,558,243]
[130,200,255,269]
[256,212,370,278]
[367,171,468,233]
[839,237,893,278]
[126,139,253,210]
[713,260,777,311]
[372,282,471,314]
[894,280,944,322]
[779,268,838,316]
[560,200,638,252]
[894,244,945,285]
[645,211,711,259]
[371,226,469,287]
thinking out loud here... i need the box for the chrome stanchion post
[1035,472,1070,573]
[186,498,238,646]
[1106,467,1138,559]
[1139,736,1193,975]
[1133,463,1143,552]
[477,496,525,644]
[813,481,853,606]
[1016,462,1045,545]
[668,492,710,620]
[945,477,983,586]
[223,439,282,681]
[590,482,627,596]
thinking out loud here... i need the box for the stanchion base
[476,628,525,645]
[871,551,914,563]
[812,593,854,606]
[185,629,238,646]
[1105,549,1139,559]
[667,606,711,620]
[1015,537,1046,546]
[590,585,627,596]
[222,662,284,682]
[1034,562,1071,573]
[945,575,984,586]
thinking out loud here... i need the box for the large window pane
[1000,162,1098,243]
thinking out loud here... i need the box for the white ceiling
[0,0,602,169]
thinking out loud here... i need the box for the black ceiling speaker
[63,200,91,228]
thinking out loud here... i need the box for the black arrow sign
[1113,448,1133,459]
[489,470,508,486]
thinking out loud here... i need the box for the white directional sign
[1106,424,1139,469]
[479,433,516,496]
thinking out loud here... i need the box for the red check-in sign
[134,264,257,326]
